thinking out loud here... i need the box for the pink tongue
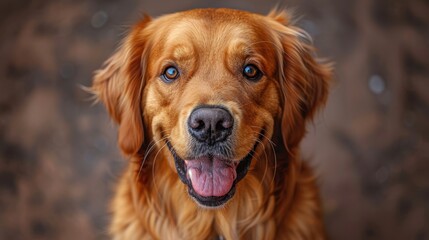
[186,156,237,197]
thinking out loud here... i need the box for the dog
[92,8,331,239]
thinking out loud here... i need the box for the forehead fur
[141,8,278,75]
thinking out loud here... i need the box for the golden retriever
[92,8,331,239]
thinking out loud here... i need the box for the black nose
[188,106,234,144]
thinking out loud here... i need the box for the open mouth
[166,134,261,207]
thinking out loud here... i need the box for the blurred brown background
[1,0,428,239]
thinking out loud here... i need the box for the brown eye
[243,64,262,81]
[161,66,180,82]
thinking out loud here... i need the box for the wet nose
[187,106,233,144]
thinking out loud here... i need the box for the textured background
[1,0,428,239]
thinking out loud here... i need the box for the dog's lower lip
[165,129,264,207]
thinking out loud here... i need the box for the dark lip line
[165,129,265,207]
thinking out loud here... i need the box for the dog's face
[143,10,282,207]
[93,9,330,208]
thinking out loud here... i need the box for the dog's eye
[243,64,262,81]
[161,66,180,82]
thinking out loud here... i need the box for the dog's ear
[92,16,152,156]
[268,10,332,149]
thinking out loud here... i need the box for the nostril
[189,118,204,130]
[195,120,205,130]
[216,121,224,131]
[216,119,232,131]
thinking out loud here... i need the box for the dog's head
[92,9,330,208]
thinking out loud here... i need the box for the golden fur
[92,8,331,239]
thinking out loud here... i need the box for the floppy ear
[268,10,332,150]
[92,16,151,156]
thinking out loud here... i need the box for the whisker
[267,136,278,189]
[245,128,278,191]
[137,133,170,181]
[257,138,269,185]
[151,141,169,201]
[248,125,276,147]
